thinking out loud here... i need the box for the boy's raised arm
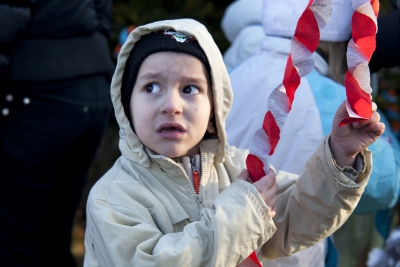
[330,100,385,168]
[260,99,383,259]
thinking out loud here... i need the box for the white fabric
[221,0,263,42]
[221,0,264,71]
[226,36,323,175]
[262,0,354,41]
[223,25,265,72]
[262,238,326,266]
[313,51,329,76]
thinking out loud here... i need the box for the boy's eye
[182,85,200,95]
[145,83,161,94]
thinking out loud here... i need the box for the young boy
[83,18,384,267]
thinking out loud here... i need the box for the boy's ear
[207,116,216,134]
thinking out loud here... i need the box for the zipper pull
[192,169,200,194]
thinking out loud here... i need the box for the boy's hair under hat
[121,29,211,124]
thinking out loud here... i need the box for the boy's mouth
[161,127,181,132]
[157,123,185,133]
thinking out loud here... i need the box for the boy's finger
[265,169,276,182]
[271,195,277,209]
[353,111,381,129]
[265,190,277,204]
[236,169,250,181]
[255,173,276,190]
[268,200,276,217]
[365,121,385,136]
[371,102,377,112]
[263,182,278,202]
[269,208,276,218]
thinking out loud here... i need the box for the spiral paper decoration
[245,0,333,183]
[242,1,379,266]
[340,0,379,126]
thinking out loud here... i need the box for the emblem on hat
[164,29,194,43]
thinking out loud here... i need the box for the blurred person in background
[0,0,115,266]
[334,1,400,265]
[223,0,400,266]
[369,0,400,141]
[370,0,400,73]
[220,0,264,73]
[113,25,136,61]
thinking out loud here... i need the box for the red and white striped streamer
[242,1,332,266]
[245,0,333,183]
[340,0,379,126]
[242,0,378,266]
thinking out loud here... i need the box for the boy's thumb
[237,169,250,181]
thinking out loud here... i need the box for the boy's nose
[160,91,183,115]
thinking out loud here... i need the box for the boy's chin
[154,147,199,159]
[164,151,196,159]
[146,142,201,159]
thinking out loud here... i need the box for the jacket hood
[221,0,263,43]
[221,0,264,71]
[111,18,233,165]
[262,0,353,42]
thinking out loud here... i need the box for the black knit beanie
[121,29,211,124]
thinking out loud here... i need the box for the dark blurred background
[71,0,400,266]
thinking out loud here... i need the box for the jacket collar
[140,139,220,224]
[146,139,219,172]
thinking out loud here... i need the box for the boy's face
[130,51,214,158]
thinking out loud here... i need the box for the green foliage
[111,0,233,54]
[379,0,396,14]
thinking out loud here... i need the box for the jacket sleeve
[0,2,33,45]
[84,173,276,267]
[0,1,34,78]
[262,134,372,259]
[92,0,112,37]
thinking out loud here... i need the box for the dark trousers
[0,74,112,267]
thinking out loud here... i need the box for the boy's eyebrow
[138,72,209,84]
[182,75,209,84]
[137,71,160,81]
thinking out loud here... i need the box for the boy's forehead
[137,52,212,87]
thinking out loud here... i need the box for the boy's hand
[330,100,385,168]
[237,169,278,218]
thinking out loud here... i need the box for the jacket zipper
[193,147,203,204]
[178,152,203,204]
[190,149,203,204]
[198,147,204,203]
